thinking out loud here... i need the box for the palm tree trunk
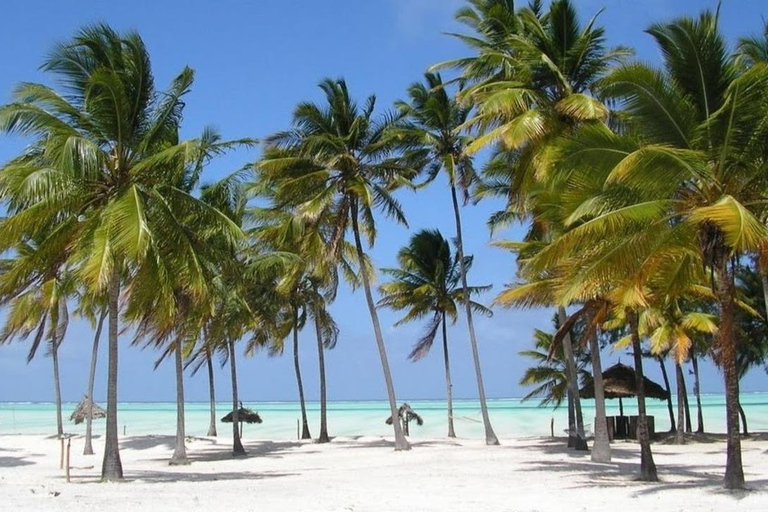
[557,307,587,451]
[206,347,217,437]
[567,388,575,448]
[449,184,498,445]
[52,335,63,438]
[313,301,330,443]
[691,355,704,434]
[738,403,748,436]
[101,268,123,481]
[628,311,658,481]
[674,363,686,444]
[228,339,246,456]
[760,272,768,323]
[658,356,676,432]
[170,340,189,465]
[84,309,107,455]
[588,329,611,463]
[715,260,745,489]
[441,312,456,438]
[681,372,692,433]
[292,304,312,440]
[350,201,409,451]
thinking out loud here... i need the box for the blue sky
[0,0,767,403]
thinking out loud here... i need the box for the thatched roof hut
[221,407,262,424]
[385,403,423,436]
[69,396,106,425]
[579,362,669,401]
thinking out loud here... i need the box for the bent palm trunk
[206,347,217,437]
[658,356,676,432]
[350,202,409,451]
[558,307,587,451]
[589,330,611,463]
[313,302,330,443]
[691,355,704,434]
[228,339,246,456]
[292,305,311,440]
[170,340,189,465]
[84,310,107,455]
[450,184,498,445]
[101,269,123,481]
[441,313,456,438]
[628,312,658,481]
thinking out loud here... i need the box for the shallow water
[2,393,766,439]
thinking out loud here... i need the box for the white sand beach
[1,434,766,511]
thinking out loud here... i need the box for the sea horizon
[3,393,766,439]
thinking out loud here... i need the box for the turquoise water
[1,394,766,439]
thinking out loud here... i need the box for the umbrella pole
[239,420,243,439]
[619,397,624,417]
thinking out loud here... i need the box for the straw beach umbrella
[222,403,262,438]
[580,362,669,438]
[69,396,106,425]
[385,403,424,436]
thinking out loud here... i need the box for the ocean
[1,393,767,439]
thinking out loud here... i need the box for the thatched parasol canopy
[385,403,424,427]
[69,396,106,425]
[579,362,669,400]
[221,407,262,424]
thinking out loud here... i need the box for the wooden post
[551,417,555,437]
[65,438,71,483]
[59,437,64,469]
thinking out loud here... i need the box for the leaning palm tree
[395,73,499,444]
[433,1,628,445]
[0,25,242,480]
[0,265,74,438]
[256,79,420,450]
[378,229,491,438]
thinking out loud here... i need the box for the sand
[0,433,766,511]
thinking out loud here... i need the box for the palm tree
[518,327,589,408]
[0,25,242,479]
[256,79,419,450]
[435,1,628,445]
[395,73,500,443]
[185,344,219,437]
[75,294,108,454]
[0,266,73,437]
[378,229,492,438]
[538,9,768,487]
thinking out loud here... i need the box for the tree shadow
[67,469,298,484]
[0,455,37,467]
[510,438,638,460]
[329,436,460,450]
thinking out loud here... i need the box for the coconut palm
[378,229,492,438]
[0,25,243,479]
[256,78,420,450]
[518,326,589,409]
[394,73,501,443]
[0,264,74,437]
[436,1,628,445]
[537,9,768,487]
[75,293,108,454]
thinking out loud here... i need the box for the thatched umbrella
[69,396,106,425]
[580,362,669,417]
[221,403,262,438]
[385,403,423,436]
